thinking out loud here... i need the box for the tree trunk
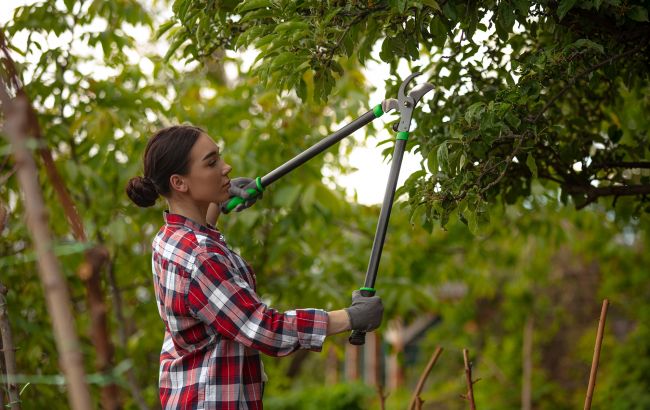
[1,90,93,409]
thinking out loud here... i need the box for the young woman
[126,125,383,409]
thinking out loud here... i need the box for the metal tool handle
[348,135,408,345]
[223,105,386,213]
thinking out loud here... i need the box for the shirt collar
[163,211,223,241]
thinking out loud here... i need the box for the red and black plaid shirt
[151,212,328,409]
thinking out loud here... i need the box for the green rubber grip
[396,131,409,141]
[373,104,384,118]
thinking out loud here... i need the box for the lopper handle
[348,288,376,346]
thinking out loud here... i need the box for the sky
[1,0,427,205]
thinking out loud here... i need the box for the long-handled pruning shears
[224,73,433,345]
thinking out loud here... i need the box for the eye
[208,160,217,167]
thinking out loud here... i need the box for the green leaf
[557,0,578,20]
[526,153,538,178]
[437,142,449,172]
[236,0,273,14]
[422,0,442,12]
[628,6,649,22]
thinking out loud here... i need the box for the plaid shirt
[151,212,328,409]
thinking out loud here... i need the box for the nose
[223,162,232,175]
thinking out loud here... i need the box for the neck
[167,198,209,227]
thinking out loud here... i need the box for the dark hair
[126,125,205,207]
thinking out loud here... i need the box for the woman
[126,125,383,409]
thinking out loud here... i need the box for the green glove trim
[396,131,409,141]
[373,104,384,118]
[255,176,264,192]
[359,287,376,293]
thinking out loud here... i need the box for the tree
[165,0,650,229]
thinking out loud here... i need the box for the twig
[409,346,443,410]
[584,299,609,410]
[0,283,20,410]
[376,384,388,410]
[463,348,477,410]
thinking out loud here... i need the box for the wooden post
[584,299,609,410]
[364,332,380,387]
[325,345,339,385]
[522,317,533,410]
[0,283,20,410]
[345,343,359,381]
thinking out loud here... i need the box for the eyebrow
[202,149,219,161]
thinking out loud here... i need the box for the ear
[169,174,188,193]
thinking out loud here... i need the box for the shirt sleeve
[187,252,328,357]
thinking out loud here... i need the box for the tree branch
[463,348,477,410]
[409,346,443,410]
[565,184,650,210]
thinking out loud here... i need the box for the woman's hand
[221,177,263,213]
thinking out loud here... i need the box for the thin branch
[463,348,477,410]
[409,346,443,410]
[376,384,388,410]
[0,283,20,410]
[531,45,646,123]
[584,299,609,410]
[565,184,650,210]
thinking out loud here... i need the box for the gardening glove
[222,177,263,213]
[344,290,384,332]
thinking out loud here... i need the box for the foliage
[265,382,374,410]
[166,0,650,230]
[1,0,649,409]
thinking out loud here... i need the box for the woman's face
[183,133,232,205]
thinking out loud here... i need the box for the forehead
[191,133,219,156]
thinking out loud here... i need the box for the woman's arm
[326,310,351,336]
[206,203,220,226]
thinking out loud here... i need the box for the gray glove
[222,177,263,213]
[344,290,384,332]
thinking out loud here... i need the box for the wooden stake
[0,283,20,410]
[409,346,443,410]
[584,299,609,410]
[522,316,534,410]
[463,349,477,410]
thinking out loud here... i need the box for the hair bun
[126,176,159,207]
